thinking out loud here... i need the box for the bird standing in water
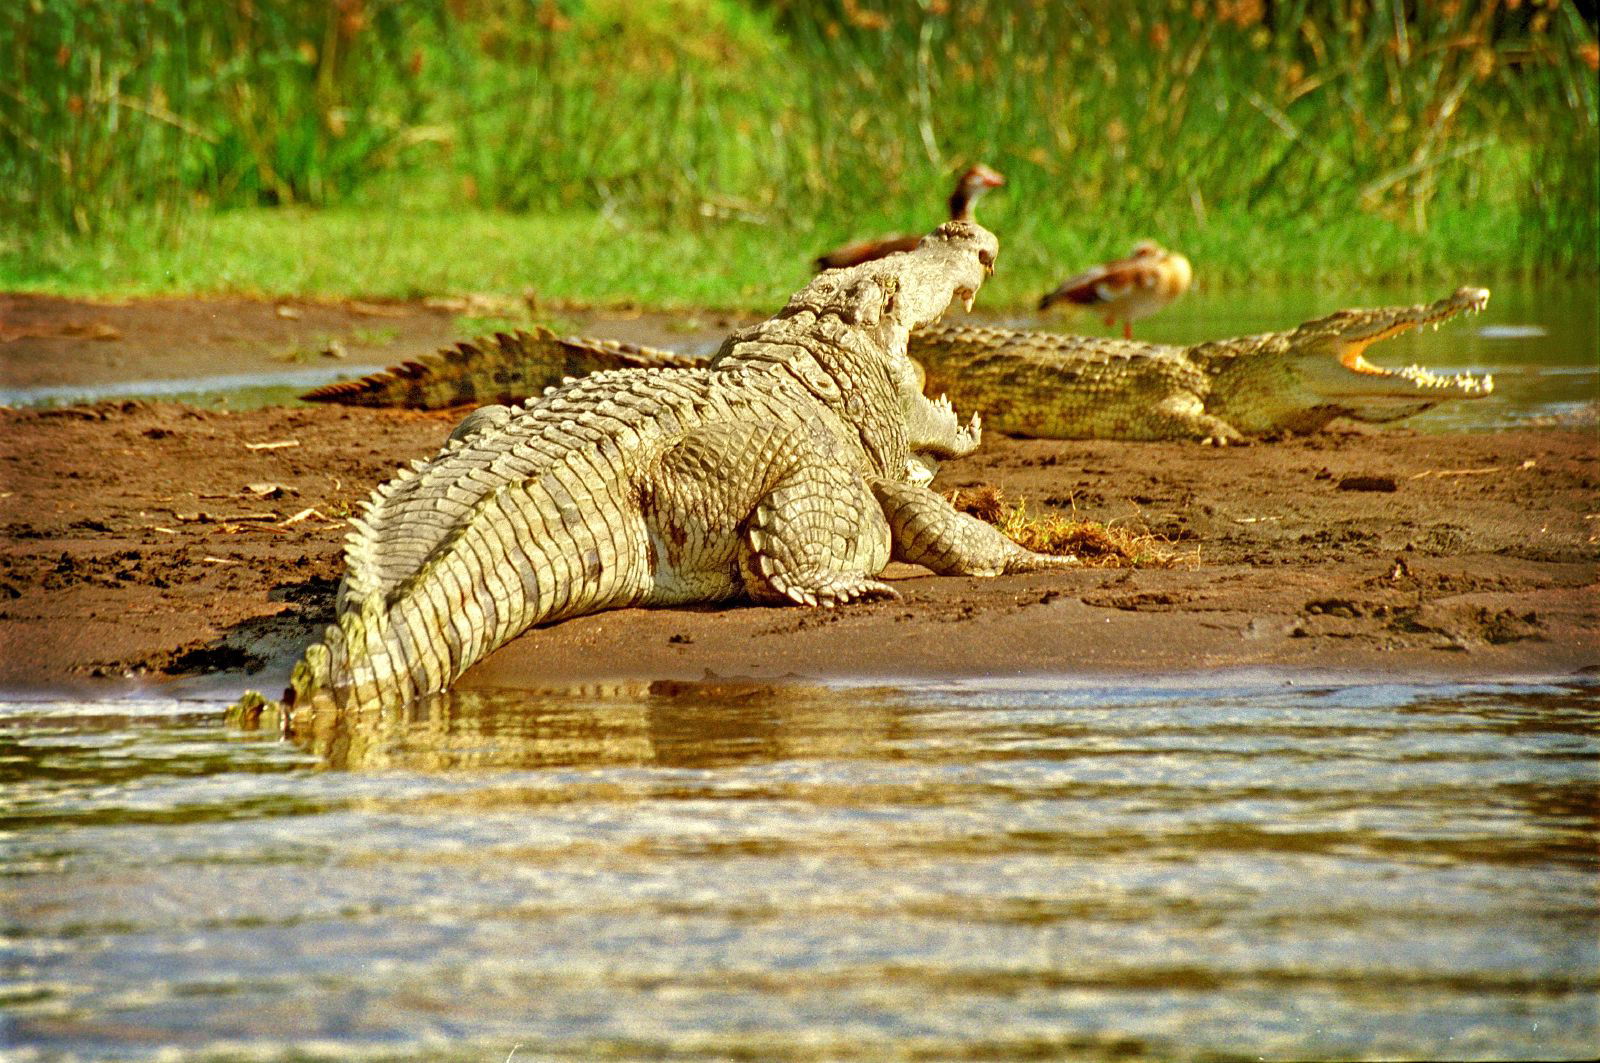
[815,164,1006,271]
[1038,240,1192,338]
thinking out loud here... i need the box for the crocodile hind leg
[740,466,900,607]
[870,478,1077,576]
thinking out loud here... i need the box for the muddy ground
[0,294,1596,694]
[0,291,752,392]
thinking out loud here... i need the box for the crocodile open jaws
[910,286,1495,444]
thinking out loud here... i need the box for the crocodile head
[1276,286,1494,423]
[898,219,999,322]
[716,220,998,478]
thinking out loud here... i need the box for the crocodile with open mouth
[305,287,1493,444]
[910,285,1494,443]
[243,222,1071,715]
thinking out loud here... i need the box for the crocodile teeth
[1392,362,1491,393]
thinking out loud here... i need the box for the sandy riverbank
[1,398,1593,694]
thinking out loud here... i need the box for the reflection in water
[3,677,1597,1060]
[294,679,907,772]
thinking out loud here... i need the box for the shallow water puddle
[2,676,1596,1060]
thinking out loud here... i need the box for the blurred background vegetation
[2,0,1596,306]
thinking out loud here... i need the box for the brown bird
[814,164,1006,271]
[1038,240,1192,338]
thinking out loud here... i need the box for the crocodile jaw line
[1329,291,1493,399]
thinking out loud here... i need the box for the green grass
[0,198,1569,312]
[3,1,1595,306]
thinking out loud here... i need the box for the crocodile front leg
[1151,393,1247,445]
[870,478,1077,576]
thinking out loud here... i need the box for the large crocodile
[306,288,1493,443]
[255,222,1071,714]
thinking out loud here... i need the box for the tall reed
[4,0,1595,277]
[2,0,430,237]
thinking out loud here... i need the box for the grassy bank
[3,1,1595,306]
[0,198,1558,311]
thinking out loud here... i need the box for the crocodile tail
[248,378,667,718]
[286,597,406,710]
[302,328,705,410]
[228,595,401,728]
[555,335,706,375]
[301,328,572,410]
[286,636,330,707]
[293,462,641,711]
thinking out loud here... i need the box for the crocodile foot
[873,478,1077,577]
[1002,550,1080,572]
[771,573,902,608]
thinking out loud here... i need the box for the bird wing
[814,233,922,271]
[1041,253,1160,308]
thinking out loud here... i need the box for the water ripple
[2,676,1596,1060]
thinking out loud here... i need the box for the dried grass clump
[946,483,1011,525]
[945,484,1188,568]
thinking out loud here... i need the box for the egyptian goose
[814,164,1006,271]
[1038,240,1192,338]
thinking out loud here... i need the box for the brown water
[4,675,1596,1060]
